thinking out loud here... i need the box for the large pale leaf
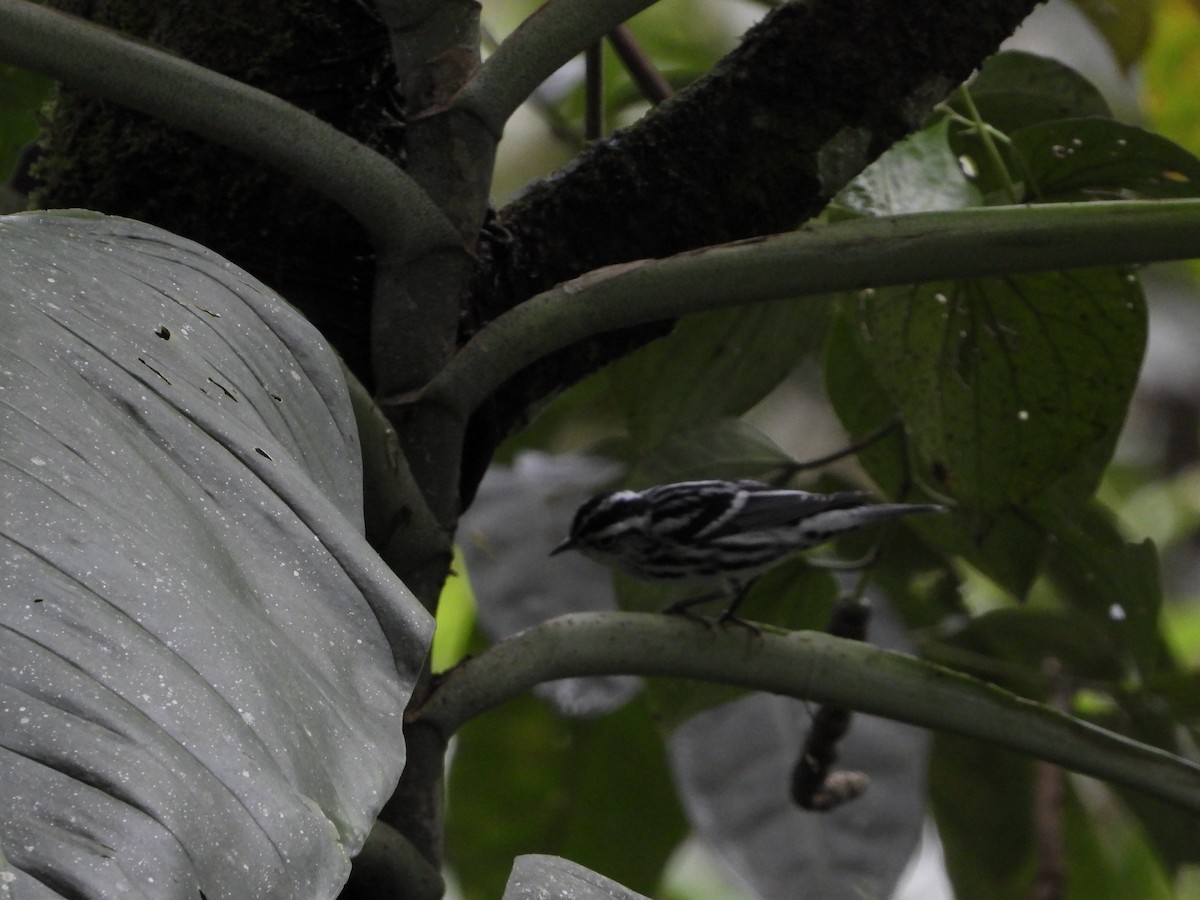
[0,212,433,898]
[503,855,650,900]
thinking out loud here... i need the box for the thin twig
[1032,659,1069,900]
[585,41,604,140]
[457,0,659,136]
[608,24,674,104]
[782,417,901,475]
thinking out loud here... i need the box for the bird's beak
[549,537,575,556]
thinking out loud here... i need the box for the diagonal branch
[463,0,1045,490]
[416,199,1200,422]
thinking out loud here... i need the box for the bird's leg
[661,589,724,626]
[717,579,763,635]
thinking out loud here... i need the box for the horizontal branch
[457,0,658,136]
[0,0,460,259]
[414,612,1200,816]
[416,199,1200,418]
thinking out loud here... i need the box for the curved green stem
[457,0,659,136]
[343,363,451,608]
[0,0,460,259]
[955,85,1020,203]
[414,612,1200,815]
[415,199,1200,419]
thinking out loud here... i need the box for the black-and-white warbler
[552,479,944,619]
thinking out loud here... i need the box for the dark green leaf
[0,65,52,186]
[1062,786,1176,899]
[930,735,1036,900]
[1013,118,1200,202]
[1036,501,1169,680]
[627,417,796,488]
[853,269,1146,512]
[940,608,1125,684]
[959,51,1111,133]
[446,692,686,900]
[0,212,432,899]
[821,313,913,498]
[824,312,1049,598]
[609,298,828,450]
[836,117,982,216]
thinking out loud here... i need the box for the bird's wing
[708,486,871,535]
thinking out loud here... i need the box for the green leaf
[0,64,52,186]
[1063,785,1176,900]
[1036,500,1169,680]
[958,51,1111,133]
[941,607,1126,684]
[504,856,651,900]
[446,692,687,900]
[1014,118,1200,201]
[0,212,432,899]
[609,298,828,450]
[853,269,1146,512]
[824,313,1048,599]
[948,52,1112,203]
[821,313,913,498]
[626,417,796,488]
[930,734,1036,900]
[836,117,982,216]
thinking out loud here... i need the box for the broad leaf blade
[956,51,1111,132]
[503,855,651,900]
[836,117,982,217]
[609,299,828,451]
[1013,118,1200,202]
[854,270,1145,512]
[447,694,685,900]
[0,212,433,899]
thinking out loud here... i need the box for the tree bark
[464,0,1044,498]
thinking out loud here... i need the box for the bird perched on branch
[552,479,944,621]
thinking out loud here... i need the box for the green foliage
[8,4,1200,900]
[504,45,1200,899]
[0,64,50,188]
[446,688,688,899]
